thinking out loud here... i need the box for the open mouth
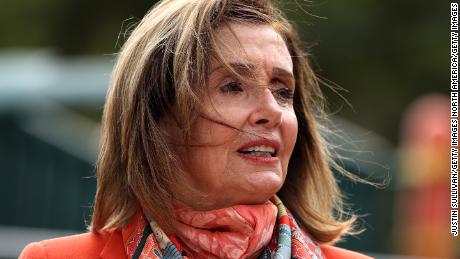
[237,145,277,158]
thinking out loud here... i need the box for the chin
[238,177,284,205]
[213,186,281,209]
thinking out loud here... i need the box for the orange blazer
[19,227,373,259]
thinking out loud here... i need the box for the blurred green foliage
[0,0,448,143]
[290,0,448,143]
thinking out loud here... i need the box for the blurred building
[0,50,109,258]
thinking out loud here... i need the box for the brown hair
[91,0,360,244]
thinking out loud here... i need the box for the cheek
[192,94,252,148]
[179,118,239,187]
[191,116,240,145]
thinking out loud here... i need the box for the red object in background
[393,94,458,258]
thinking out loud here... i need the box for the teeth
[239,145,275,155]
[250,151,272,158]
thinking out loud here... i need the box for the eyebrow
[272,67,295,81]
[209,62,254,76]
[209,62,295,81]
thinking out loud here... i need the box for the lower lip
[237,153,279,164]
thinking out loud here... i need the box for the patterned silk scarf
[123,196,324,259]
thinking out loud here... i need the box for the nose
[248,88,283,129]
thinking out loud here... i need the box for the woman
[20,0,372,258]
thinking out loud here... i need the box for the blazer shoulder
[320,245,374,259]
[19,229,117,259]
[20,241,47,259]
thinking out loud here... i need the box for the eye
[219,81,243,94]
[274,88,294,100]
[272,81,294,102]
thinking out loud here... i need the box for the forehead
[211,22,293,73]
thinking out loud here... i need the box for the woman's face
[168,23,298,210]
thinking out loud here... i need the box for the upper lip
[237,138,280,156]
